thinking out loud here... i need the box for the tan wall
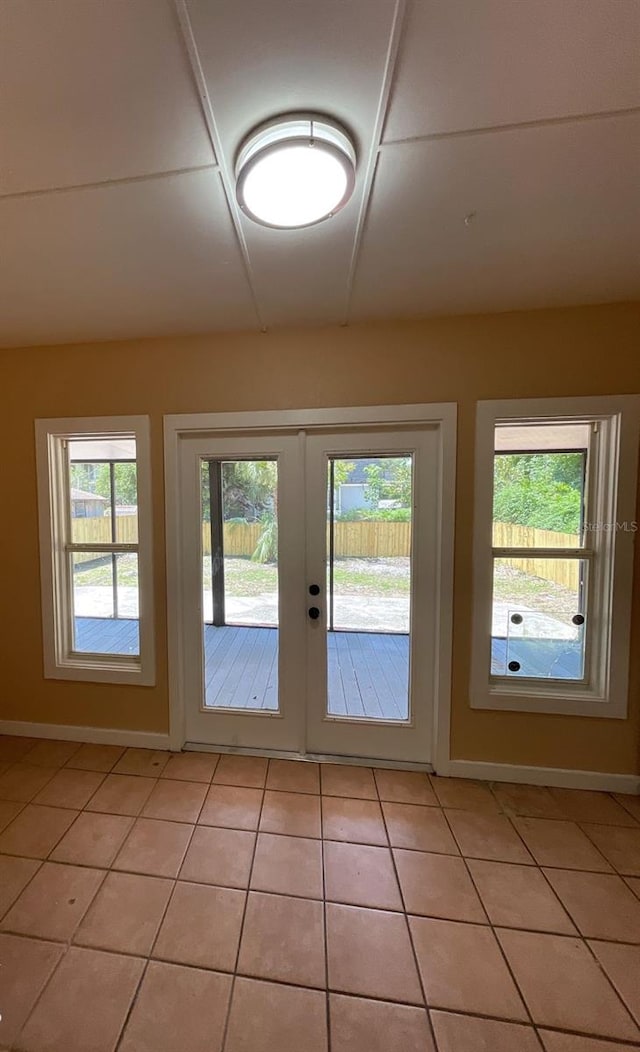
[0,302,638,773]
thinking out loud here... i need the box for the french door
[175,422,442,764]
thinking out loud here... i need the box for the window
[36,417,154,684]
[471,397,639,717]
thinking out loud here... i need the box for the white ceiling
[1,0,638,347]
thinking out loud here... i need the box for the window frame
[470,396,639,718]
[36,416,155,685]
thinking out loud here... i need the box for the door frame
[164,402,456,773]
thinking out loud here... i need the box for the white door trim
[164,403,457,769]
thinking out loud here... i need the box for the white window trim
[470,395,640,718]
[35,416,155,686]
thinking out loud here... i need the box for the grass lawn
[200,556,410,597]
[74,553,138,586]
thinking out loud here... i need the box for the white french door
[172,416,449,766]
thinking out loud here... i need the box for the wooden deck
[73,618,410,718]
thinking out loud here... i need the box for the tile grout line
[218,764,268,1052]
[373,768,441,1052]
[485,780,640,1046]
[113,751,223,1052]
[438,793,545,1047]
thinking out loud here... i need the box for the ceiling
[1,0,639,348]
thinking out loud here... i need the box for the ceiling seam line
[380,105,640,149]
[172,0,268,333]
[0,163,221,203]
[341,0,408,327]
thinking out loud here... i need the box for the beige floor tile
[588,940,640,1025]
[0,764,58,802]
[32,768,105,809]
[213,754,268,788]
[0,804,77,858]
[0,737,40,764]
[180,826,255,887]
[114,817,193,878]
[24,740,82,768]
[1,862,103,941]
[224,976,327,1052]
[50,811,134,867]
[327,903,422,1004]
[267,758,320,794]
[431,776,500,812]
[581,823,640,875]
[118,960,232,1052]
[614,793,640,823]
[491,782,565,819]
[74,871,173,955]
[321,764,377,800]
[141,778,207,822]
[382,801,459,853]
[430,1011,541,1052]
[0,933,64,1049]
[260,789,321,838]
[159,751,219,783]
[324,840,402,910]
[0,856,40,917]
[497,928,640,1041]
[85,773,157,816]
[15,945,144,1052]
[539,1032,639,1052]
[446,809,533,864]
[394,849,486,922]
[550,788,638,826]
[544,868,640,941]
[199,784,264,831]
[238,891,325,987]
[468,859,576,933]
[513,817,613,871]
[374,769,437,806]
[251,832,323,898]
[153,880,244,970]
[0,798,25,832]
[410,916,527,1020]
[65,743,125,773]
[330,994,434,1052]
[112,747,169,777]
[322,797,387,845]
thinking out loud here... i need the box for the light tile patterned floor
[0,735,638,1051]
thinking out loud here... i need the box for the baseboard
[443,758,640,795]
[0,720,171,751]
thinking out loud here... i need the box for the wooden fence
[73,516,578,590]
[71,515,138,566]
[202,520,412,558]
[493,522,580,590]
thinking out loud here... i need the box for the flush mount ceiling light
[235,113,356,229]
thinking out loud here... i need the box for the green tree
[363,457,412,508]
[70,462,137,506]
[493,452,583,532]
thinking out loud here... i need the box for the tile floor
[0,736,638,1051]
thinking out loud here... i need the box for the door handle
[308,607,320,620]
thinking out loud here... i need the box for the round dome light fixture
[235,114,356,229]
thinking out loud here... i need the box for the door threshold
[183,741,433,772]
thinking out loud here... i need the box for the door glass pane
[326,455,411,720]
[491,557,586,679]
[201,458,279,710]
[72,551,139,655]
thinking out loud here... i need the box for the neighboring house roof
[70,488,109,502]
